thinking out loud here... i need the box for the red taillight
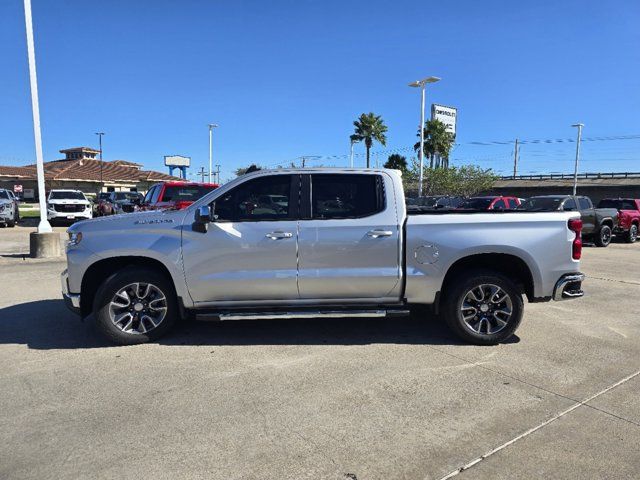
[568,218,582,260]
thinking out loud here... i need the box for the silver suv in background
[0,189,17,227]
[47,189,93,224]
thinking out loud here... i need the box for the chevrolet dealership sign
[431,104,457,136]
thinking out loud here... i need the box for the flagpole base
[30,231,61,258]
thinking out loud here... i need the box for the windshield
[49,191,86,201]
[98,193,111,200]
[597,199,636,210]
[0,191,9,200]
[458,198,493,209]
[518,197,563,211]
[114,192,141,201]
[162,185,217,202]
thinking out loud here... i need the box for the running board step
[195,309,410,322]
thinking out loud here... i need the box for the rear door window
[492,199,507,210]
[310,174,384,219]
[578,197,592,210]
[507,198,519,209]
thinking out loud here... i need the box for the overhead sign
[164,155,191,167]
[13,184,23,193]
[431,104,457,136]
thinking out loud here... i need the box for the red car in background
[142,181,219,211]
[597,198,640,243]
[457,195,521,211]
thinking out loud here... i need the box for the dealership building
[0,147,180,200]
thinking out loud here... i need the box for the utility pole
[408,76,440,197]
[571,123,584,196]
[197,166,206,183]
[95,132,104,192]
[215,163,220,184]
[513,138,519,177]
[208,123,218,183]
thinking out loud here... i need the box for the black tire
[594,225,612,247]
[442,269,524,345]
[7,219,15,228]
[625,224,638,244]
[93,266,178,345]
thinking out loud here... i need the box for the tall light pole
[95,132,104,193]
[409,76,440,197]
[208,124,218,183]
[349,135,359,168]
[571,123,584,196]
[23,0,51,234]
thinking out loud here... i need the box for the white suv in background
[47,189,93,224]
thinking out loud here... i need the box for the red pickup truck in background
[142,181,219,211]
[597,198,640,243]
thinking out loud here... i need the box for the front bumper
[61,269,81,315]
[553,273,585,301]
[48,209,92,221]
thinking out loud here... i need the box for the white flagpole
[23,0,52,233]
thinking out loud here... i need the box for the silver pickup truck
[62,168,585,346]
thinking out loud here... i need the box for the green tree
[384,153,408,172]
[235,164,261,176]
[351,112,388,168]
[413,119,455,169]
[404,162,497,198]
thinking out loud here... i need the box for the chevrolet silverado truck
[62,169,585,346]
[597,198,640,243]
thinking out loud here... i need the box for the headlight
[0,204,7,212]
[68,231,83,246]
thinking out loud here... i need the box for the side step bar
[195,309,411,322]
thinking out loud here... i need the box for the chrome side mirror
[193,205,212,233]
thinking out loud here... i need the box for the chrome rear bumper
[61,269,81,314]
[553,273,585,301]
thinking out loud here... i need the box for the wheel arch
[440,253,535,304]
[80,256,179,318]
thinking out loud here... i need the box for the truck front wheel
[93,267,178,345]
[442,270,524,345]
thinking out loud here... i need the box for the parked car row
[406,194,640,246]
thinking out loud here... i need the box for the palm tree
[383,153,408,172]
[351,113,388,168]
[413,119,455,169]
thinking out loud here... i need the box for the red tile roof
[0,159,181,183]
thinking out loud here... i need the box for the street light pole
[208,124,218,184]
[95,132,104,193]
[23,0,51,234]
[571,123,584,196]
[409,76,440,197]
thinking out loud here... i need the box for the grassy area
[19,208,41,218]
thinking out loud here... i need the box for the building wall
[0,179,155,201]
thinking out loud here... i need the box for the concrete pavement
[0,243,638,479]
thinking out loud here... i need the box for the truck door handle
[367,229,393,238]
[265,231,293,240]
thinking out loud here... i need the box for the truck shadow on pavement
[0,299,519,350]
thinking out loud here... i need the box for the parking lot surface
[0,236,638,479]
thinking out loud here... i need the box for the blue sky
[1,0,638,180]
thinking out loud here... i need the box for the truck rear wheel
[625,224,638,243]
[442,270,523,345]
[93,267,178,345]
[594,225,612,247]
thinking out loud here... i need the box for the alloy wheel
[108,282,168,335]
[459,283,513,335]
